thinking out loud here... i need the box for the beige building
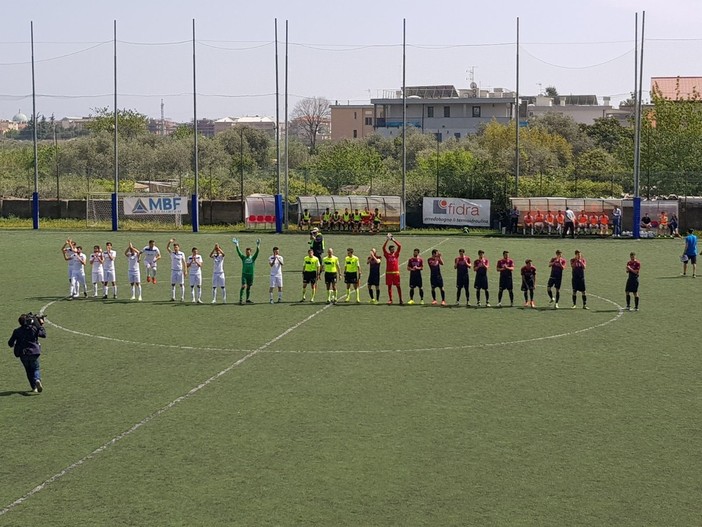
[651,76,702,100]
[330,104,376,141]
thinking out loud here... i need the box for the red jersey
[626,259,640,275]
[383,242,401,274]
[454,255,471,271]
[521,264,537,281]
[496,258,514,274]
[549,257,567,271]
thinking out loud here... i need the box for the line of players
[60,234,643,311]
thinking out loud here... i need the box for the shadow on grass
[0,390,34,397]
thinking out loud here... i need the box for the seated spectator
[320,208,332,230]
[556,210,565,236]
[299,209,312,230]
[523,211,534,235]
[599,213,610,236]
[589,213,599,235]
[342,208,352,231]
[545,211,555,235]
[373,208,382,232]
[331,210,342,231]
[577,211,589,234]
[669,213,680,238]
[361,207,372,232]
[534,210,545,234]
[640,213,652,232]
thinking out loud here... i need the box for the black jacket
[8,325,46,358]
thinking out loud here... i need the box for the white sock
[222,288,227,302]
[212,288,217,301]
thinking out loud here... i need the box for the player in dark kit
[496,250,515,307]
[520,259,537,308]
[473,250,490,307]
[546,249,567,309]
[570,250,588,309]
[427,249,446,305]
[454,249,471,306]
[407,248,424,305]
[625,252,641,311]
[366,248,382,304]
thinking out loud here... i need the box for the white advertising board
[123,196,188,215]
[422,197,491,227]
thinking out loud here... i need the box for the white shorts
[71,271,86,284]
[212,273,226,288]
[270,275,283,288]
[144,261,157,270]
[171,270,184,285]
[103,269,116,283]
[189,273,202,287]
[128,270,141,284]
[92,271,104,283]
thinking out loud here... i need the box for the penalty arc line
[2,237,448,517]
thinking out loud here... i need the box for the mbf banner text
[123,196,188,216]
[422,197,491,227]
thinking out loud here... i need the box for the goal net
[86,193,184,228]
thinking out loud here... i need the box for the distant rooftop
[652,76,702,100]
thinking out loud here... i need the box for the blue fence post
[191,194,199,233]
[275,194,283,233]
[632,196,641,239]
[111,193,118,231]
[32,192,39,229]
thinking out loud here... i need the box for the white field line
[1,238,448,517]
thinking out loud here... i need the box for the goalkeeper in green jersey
[233,238,260,304]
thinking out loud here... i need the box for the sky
[1,0,701,122]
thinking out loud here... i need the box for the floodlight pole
[401,18,407,230]
[515,17,520,197]
[112,20,119,231]
[191,18,200,232]
[30,21,39,229]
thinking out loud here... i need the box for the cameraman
[8,314,46,393]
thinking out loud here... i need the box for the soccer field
[1,230,700,526]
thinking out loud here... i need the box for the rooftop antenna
[467,66,476,84]
[160,98,165,136]
[537,83,543,95]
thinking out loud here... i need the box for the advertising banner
[123,196,188,215]
[422,197,491,227]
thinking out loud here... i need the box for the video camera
[23,312,45,329]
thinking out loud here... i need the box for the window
[427,106,434,118]
[472,106,481,118]
[353,129,358,138]
[354,111,357,120]
[443,106,451,118]
[454,132,461,139]
[364,117,372,126]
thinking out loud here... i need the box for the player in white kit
[89,245,104,297]
[142,240,161,284]
[61,239,77,297]
[167,239,187,302]
[102,241,118,299]
[268,246,284,303]
[125,242,142,301]
[65,244,88,299]
[187,247,204,303]
[209,243,226,303]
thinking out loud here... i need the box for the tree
[306,139,386,193]
[583,117,633,154]
[85,107,149,139]
[290,96,330,153]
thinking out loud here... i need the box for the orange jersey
[578,214,589,225]
[659,214,668,226]
[599,215,609,225]
[556,213,565,224]
[589,215,599,225]
[524,214,534,225]
[545,213,555,224]
[534,212,544,223]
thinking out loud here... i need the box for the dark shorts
[367,270,380,287]
[572,277,586,292]
[241,274,254,286]
[430,276,444,289]
[409,271,423,288]
[474,274,488,290]
[303,271,317,284]
[325,272,337,284]
[547,275,563,289]
[345,272,358,284]
[386,273,400,287]
[521,277,535,291]
[686,254,697,265]
[625,276,639,293]
[499,274,513,291]
[456,273,469,288]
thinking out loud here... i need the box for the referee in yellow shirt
[344,248,362,303]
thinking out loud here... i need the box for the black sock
[410,288,415,300]
[582,294,587,306]
[375,288,380,302]
[477,290,481,302]
[498,290,503,303]
[635,296,639,308]
[524,291,528,302]
[548,289,553,300]
[626,293,630,307]
[572,294,577,305]
[369,289,374,300]
[485,291,490,302]
[529,290,534,301]
[419,289,424,300]
[457,290,461,302]
[509,291,514,303]
[556,291,560,303]
[431,289,436,301]
[441,290,445,301]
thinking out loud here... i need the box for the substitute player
[343,248,362,303]
[571,250,588,309]
[427,249,446,306]
[366,248,382,304]
[496,250,515,307]
[234,238,260,304]
[167,239,188,302]
[142,239,161,284]
[187,247,204,304]
[89,245,104,297]
[454,248,471,306]
[520,259,537,308]
[125,242,142,301]
[546,249,566,309]
[301,248,321,302]
[269,246,284,303]
[210,243,226,304]
[102,241,118,299]
[625,252,641,311]
[407,248,424,305]
[473,250,490,307]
